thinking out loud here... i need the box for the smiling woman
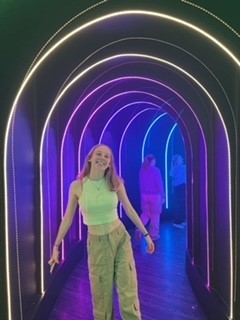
[48,143,155,319]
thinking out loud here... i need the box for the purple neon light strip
[37,46,232,305]
[57,63,232,296]
[74,96,199,261]
[99,101,165,143]
[118,108,158,217]
[46,58,231,301]
[77,89,174,169]
[98,102,170,218]
[60,75,208,280]
[141,113,168,203]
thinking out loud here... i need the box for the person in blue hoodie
[169,154,187,229]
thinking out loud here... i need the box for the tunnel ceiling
[16,10,237,143]
[4,5,239,209]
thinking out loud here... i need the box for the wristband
[144,233,149,237]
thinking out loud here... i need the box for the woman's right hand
[48,246,60,266]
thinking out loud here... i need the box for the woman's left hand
[145,235,155,254]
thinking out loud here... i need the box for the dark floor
[47,221,208,319]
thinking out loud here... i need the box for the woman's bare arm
[48,180,81,265]
[117,183,155,254]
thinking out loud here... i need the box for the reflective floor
[47,221,208,319]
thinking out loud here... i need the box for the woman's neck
[88,170,105,181]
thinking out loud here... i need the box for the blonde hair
[77,144,122,191]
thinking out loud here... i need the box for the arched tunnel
[1,1,239,320]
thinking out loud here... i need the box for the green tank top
[78,178,119,225]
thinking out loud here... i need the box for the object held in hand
[50,263,56,274]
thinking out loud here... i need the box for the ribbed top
[78,178,118,225]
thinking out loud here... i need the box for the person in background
[48,144,155,320]
[169,154,187,229]
[137,154,165,241]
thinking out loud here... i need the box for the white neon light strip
[141,113,172,207]
[181,0,240,37]
[141,113,167,160]
[45,129,54,258]
[4,7,238,316]
[119,107,160,175]
[25,1,108,78]
[118,108,157,218]
[9,112,24,320]
[55,35,236,125]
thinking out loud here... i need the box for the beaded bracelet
[144,233,149,237]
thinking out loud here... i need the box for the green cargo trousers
[87,221,142,320]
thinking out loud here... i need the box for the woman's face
[90,145,112,171]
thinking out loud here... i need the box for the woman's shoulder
[114,177,124,192]
[149,166,160,174]
[70,179,83,194]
